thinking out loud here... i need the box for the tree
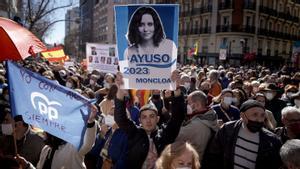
[23,0,73,40]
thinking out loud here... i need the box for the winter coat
[114,95,185,169]
[35,122,97,169]
[175,109,219,162]
[202,120,282,169]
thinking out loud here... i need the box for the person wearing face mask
[86,74,102,92]
[212,89,240,124]
[281,85,298,107]
[202,100,282,169]
[178,74,192,96]
[65,76,80,90]
[275,106,300,144]
[0,108,15,158]
[13,115,45,166]
[175,91,219,163]
[263,83,287,127]
[155,141,200,169]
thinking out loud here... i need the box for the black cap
[240,99,265,112]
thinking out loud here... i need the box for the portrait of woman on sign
[124,6,177,60]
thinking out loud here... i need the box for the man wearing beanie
[202,100,282,169]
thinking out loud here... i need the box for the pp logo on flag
[31,92,61,120]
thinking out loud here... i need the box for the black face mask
[246,120,264,133]
[245,114,264,133]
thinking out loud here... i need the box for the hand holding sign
[171,70,182,97]
[116,72,127,100]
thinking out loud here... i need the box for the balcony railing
[219,1,233,10]
[242,25,255,33]
[190,28,200,35]
[200,27,211,34]
[259,6,277,17]
[244,2,256,10]
[192,5,212,15]
[257,28,300,40]
[217,25,231,32]
[291,0,300,4]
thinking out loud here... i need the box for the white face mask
[265,92,274,100]
[184,82,190,89]
[1,123,13,135]
[104,82,111,89]
[294,99,300,108]
[176,167,191,169]
[223,97,232,105]
[286,92,293,98]
[90,79,95,85]
[187,104,193,115]
[66,82,73,88]
[104,114,115,127]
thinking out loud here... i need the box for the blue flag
[7,61,91,149]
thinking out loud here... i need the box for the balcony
[292,16,299,23]
[190,28,200,35]
[259,6,277,17]
[219,1,233,10]
[291,0,300,4]
[192,8,201,15]
[242,25,255,33]
[200,5,212,13]
[192,5,212,15]
[217,25,231,32]
[244,2,256,10]
[200,27,211,34]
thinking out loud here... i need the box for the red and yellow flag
[41,46,68,63]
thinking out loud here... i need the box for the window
[205,19,209,27]
[246,16,251,26]
[260,19,264,29]
[223,16,229,26]
[268,22,273,30]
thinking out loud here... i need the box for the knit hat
[240,99,265,112]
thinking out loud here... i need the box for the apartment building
[179,0,300,67]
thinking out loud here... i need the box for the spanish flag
[41,46,68,63]
[194,42,198,55]
[129,89,151,107]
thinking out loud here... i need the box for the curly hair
[126,6,165,47]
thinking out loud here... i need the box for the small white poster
[86,43,119,74]
[219,49,227,60]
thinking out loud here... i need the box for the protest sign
[86,43,119,74]
[115,4,179,90]
[7,61,92,149]
[219,49,227,60]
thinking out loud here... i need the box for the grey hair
[280,139,300,167]
[281,106,300,118]
[189,90,207,106]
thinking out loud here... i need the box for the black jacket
[202,120,282,169]
[114,95,185,169]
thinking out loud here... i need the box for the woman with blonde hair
[156,141,200,169]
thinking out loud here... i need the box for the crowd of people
[0,58,300,169]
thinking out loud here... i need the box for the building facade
[65,7,80,59]
[179,0,300,67]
